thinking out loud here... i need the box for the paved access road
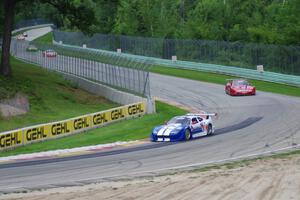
[1,26,300,193]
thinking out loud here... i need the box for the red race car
[225,79,256,96]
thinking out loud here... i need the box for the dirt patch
[0,93,29,118]
[2,154,300,200]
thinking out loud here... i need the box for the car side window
[191,118,198,125]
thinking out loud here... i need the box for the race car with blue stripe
[151,113,216,142]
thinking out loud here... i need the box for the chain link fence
[11,39,151,98]
[54,30,300,76]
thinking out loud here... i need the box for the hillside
[0,57,117,132]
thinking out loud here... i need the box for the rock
[0,93,30,118]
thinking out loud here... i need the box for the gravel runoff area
[1,153,300,200]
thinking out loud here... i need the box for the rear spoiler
[186,113,218,119]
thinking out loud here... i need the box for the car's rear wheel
[185,129,191,140]
[207,124,213,136]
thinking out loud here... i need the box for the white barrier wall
[61,72,155,114]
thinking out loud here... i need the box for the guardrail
[0,101,146,151]
[54,42,300,87]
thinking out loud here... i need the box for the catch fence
[11,39,151,98]
[54,30,300,76]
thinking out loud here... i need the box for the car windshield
[167,117,190,126]
[233,80,249,87]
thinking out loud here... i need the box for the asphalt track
[1,27,300,193]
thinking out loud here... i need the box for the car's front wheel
[184,129,191,140]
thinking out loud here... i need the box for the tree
[94,0,119,34]
[1,0,16,76]
[0,1,3,37]
[0,0,96,77]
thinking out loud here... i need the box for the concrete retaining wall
[61,72,156,114]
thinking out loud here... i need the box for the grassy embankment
[32,31,53,44]
[0,57,118,132]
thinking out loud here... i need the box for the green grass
[32,31,53,44]
[150,66,300,97]
[0,57,118,132]
[0,101,186,157]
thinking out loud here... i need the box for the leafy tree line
[11,0,300,46]
[109,0,300,46]
[1,0,300,76]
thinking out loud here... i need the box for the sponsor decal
[25,126,47,142]
[92,112,109,126]
[111,108,125,121]
[0,131,22,149]
[73,116,91,130]
[51,122,71,136]
[128,103,144,115]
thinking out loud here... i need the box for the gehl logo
[0,132,21,148]
[128,104,144,115]
[26,127,47,141]
[51,122,70,136]
[93,113,108,125]
[74,117,90,130]
[111,109,125,120]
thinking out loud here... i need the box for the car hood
[154,123,184,136]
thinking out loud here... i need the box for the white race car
[151,112,216,142]
[17,34,25,40]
